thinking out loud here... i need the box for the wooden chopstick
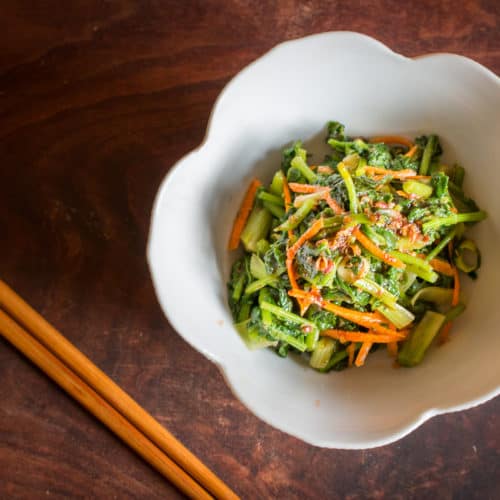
[0,281,239,500]
[0,309,211,498]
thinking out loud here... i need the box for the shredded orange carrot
[288,183,329,194]
[353,227,406,269]
[284,220,326,308]
[286,263,307,318]
[387,341,398,358]
[293,192,324,207]
[396,190,412,199]
[347,343,356,367]
[287,219,324,261]
[404,144,418,158]
[415,254,455,276]
[369,135,414,149]
[286,258,300,290]
[290,289,376,322]
[355,341,373,367]
[228,178,262,250]
[285,219,324,308]
[317,166,334,174]
[452,266,460,306]
[429,258,455,276]
[289,289,408,338]
[438,322,453,344]
[364,167,430,180]
[321,330,403,344]
[298,293,315,316]
[323,193,344,214]
[288,182,343,214]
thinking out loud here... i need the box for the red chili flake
[324,262,335,274]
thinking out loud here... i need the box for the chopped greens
[227,121,486,371]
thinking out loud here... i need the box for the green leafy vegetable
[398,311,446,366]
[240,205,273,252]
[227,121,486,372]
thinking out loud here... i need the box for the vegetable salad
[227,121,486,371]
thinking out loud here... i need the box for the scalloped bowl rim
[147,32,500,448]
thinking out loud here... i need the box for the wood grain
[0,1,499,498]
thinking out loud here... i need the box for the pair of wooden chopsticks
[0,280,238,500]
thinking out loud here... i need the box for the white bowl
[147,32,500,448]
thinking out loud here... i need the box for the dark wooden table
[1,1,499,498]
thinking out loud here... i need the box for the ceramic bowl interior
[148,32,500,448]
